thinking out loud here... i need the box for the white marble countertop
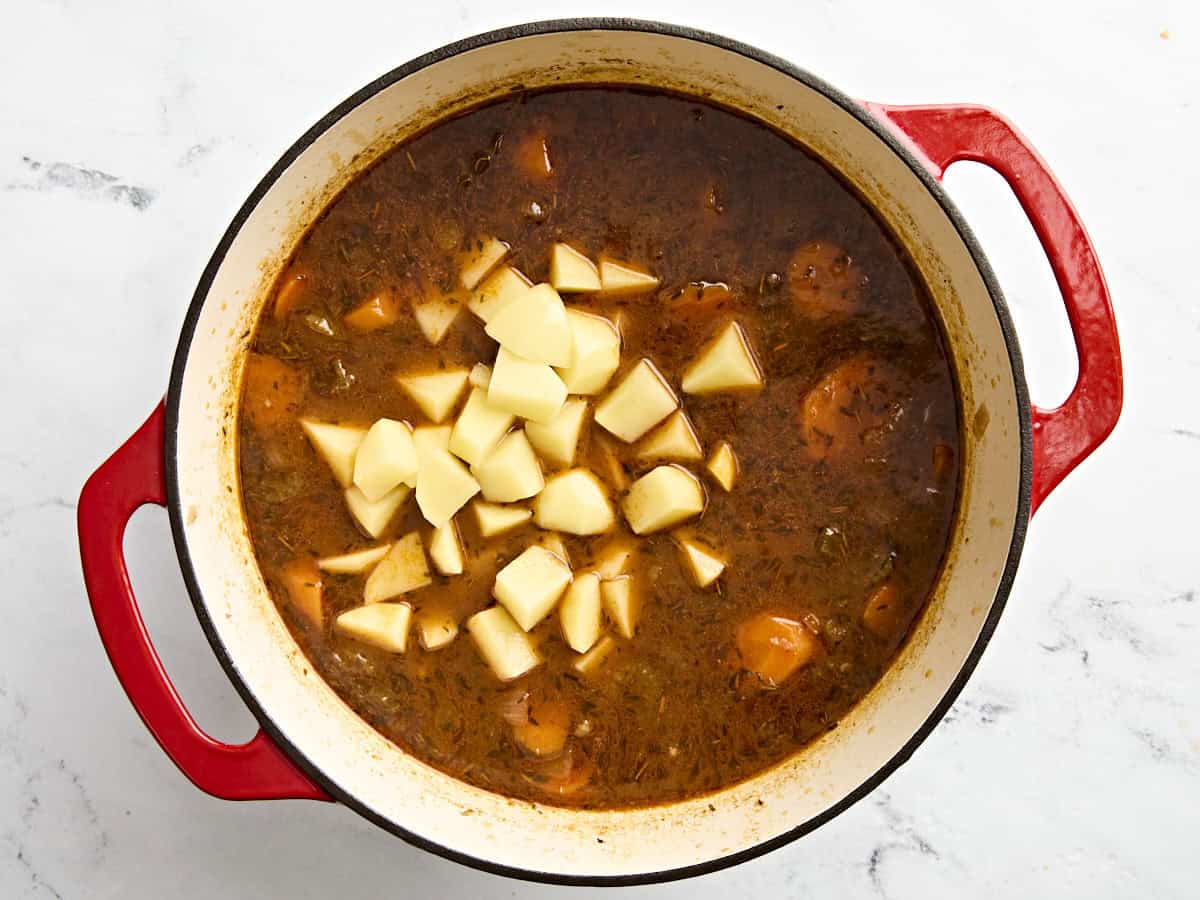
[2,0,1196,896]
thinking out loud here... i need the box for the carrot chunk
[344,290,401,332]
[242,353,303,432]
[514,133,554,179]
[736,613,821,687]
[862,582,905,640]
[511,698,572,759]
[280,557,324,627]
[272,269,311,320]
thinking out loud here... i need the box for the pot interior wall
[170,25,1024,879]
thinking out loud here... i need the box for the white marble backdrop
[1,0,1196,896]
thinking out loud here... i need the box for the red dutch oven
[78,20,1122,886]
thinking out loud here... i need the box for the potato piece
[412,296,462,345]
[488,348,568,425]
[459,237,510,290]
[549,243,601,293]
[473,501,532,537]
[363,532,432,603]
[397,369,469,423]
[468,266,531,322]
[471,430,545,503]
[572,634,616,675]
[468,606,542,681]
[594,359,678,442]
[300,419,367,488]
[538,532,571,566]
[344,484,410,539]
[681,322,763,394]
[336,603,413,653]
[592,539,637,579]
[559,571,602,652]
[485,283,573,367]
[417,610,459,650]
[414,445,480,528]
[675,535,726,588]
[524,398,588,468]
[412,424,452,455]
[621,465,706,535]
[598,258,659,296]
[353,418,418,501]
[280,557,323,627]
[494,545,573,631]
[600,575,638,639]
[242,354,303,432]
[592,432,630,492]
[448,387,515,466]
[706,441,738,491]
[429,521,464,576]
[533,469,615,535]
[736,613,821,687]
[344,290,401,332]
[555,310,621,395]
[636,410,703,462]
[317,544,391,575]
[468,363,492,390]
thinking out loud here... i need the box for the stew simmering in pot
[237,87,961,808]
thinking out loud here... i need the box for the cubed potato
[471,429,545,502]
[448,387,515,466]
[363,532,432,603]
[344,484,410,539]
[412,296,462,345]
[459,237,510,290]
[675,535,726,588]
[592,539,637,579]
[468,363,492,390]
[336,603,413,653]
[317,544,391,575]
[468,266,531,322]
[593,432,631,492]
[485,283,573,367]
[417,609,459,650]
[621,465,706,534]
[681,322,764,394]
[428,521,464,576]
[344,291,401,332]
[353,418,418,501]
[280,557,323,627]
[414,445,481,528]
[412,424,452,455]
[397,369,469,423]
[706,441,738,491]
[555,310,621,395]
[493,545,573,631]
[636,410,703,462]
[559,571,602,652]
[549,242,601,293]
[600,575,638,639]
[473,501,532,537]
[524,398,588,468]
[594,359,678,442]
[533,469,615,535]
[598,258,660,295]
[467,606,542,681]
[300,419,368,487]
[487,348,568,425]
[538,532,571,566]
[572,634,616,675]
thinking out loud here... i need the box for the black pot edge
[163,17,1033,888]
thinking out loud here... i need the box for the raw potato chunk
[556,310,621,395]
[467,606,541,681]
[559,571,602,652]
[621,465,706,535]
[459,237,510,290]
[364,532,432,603]
[415,446,480,528]
[281,557,323,627]
[413,297,461,345]
[594,359,678,442]
[538,532,571,566]
[549,242,601,293]
[397,369,469,423]
[488,348,568,425]
[353,418,418,502]
[317,544,391,575]
[471,430,545,502]
[675,535,726,588]
[572,635,616,675]
[599,258,660,295]
[468,363,492,390]
[636,410,703,462]
[413,424,452,455]
[301,420,367,487]
[429,521,464,576]
[601,575,638,639]
[485,283,573,367]
[417,610,459,650]
[449,388,515,466]
[336,603,413,653]
[473,501,532,537]
[592,539,637,579]
[469,266,531,322]
[534,470,615,535]
[707,441,738,491]
[493,545,573,631]
[681,322,764,394]
[344,484,410,539]
[524,398,588,467]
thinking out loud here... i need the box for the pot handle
[78,403,330,801]
[863,103,1123,513]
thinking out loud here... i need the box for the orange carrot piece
[513,133,554,179]
[862,582,905,640]
[272,270,311,320]
[241,353,303,432]
[736,613,822,687]
[280,557,324,627]
[512,698,572,759]
[344,290,401,332]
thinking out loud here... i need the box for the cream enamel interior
[171,27,1023,879]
